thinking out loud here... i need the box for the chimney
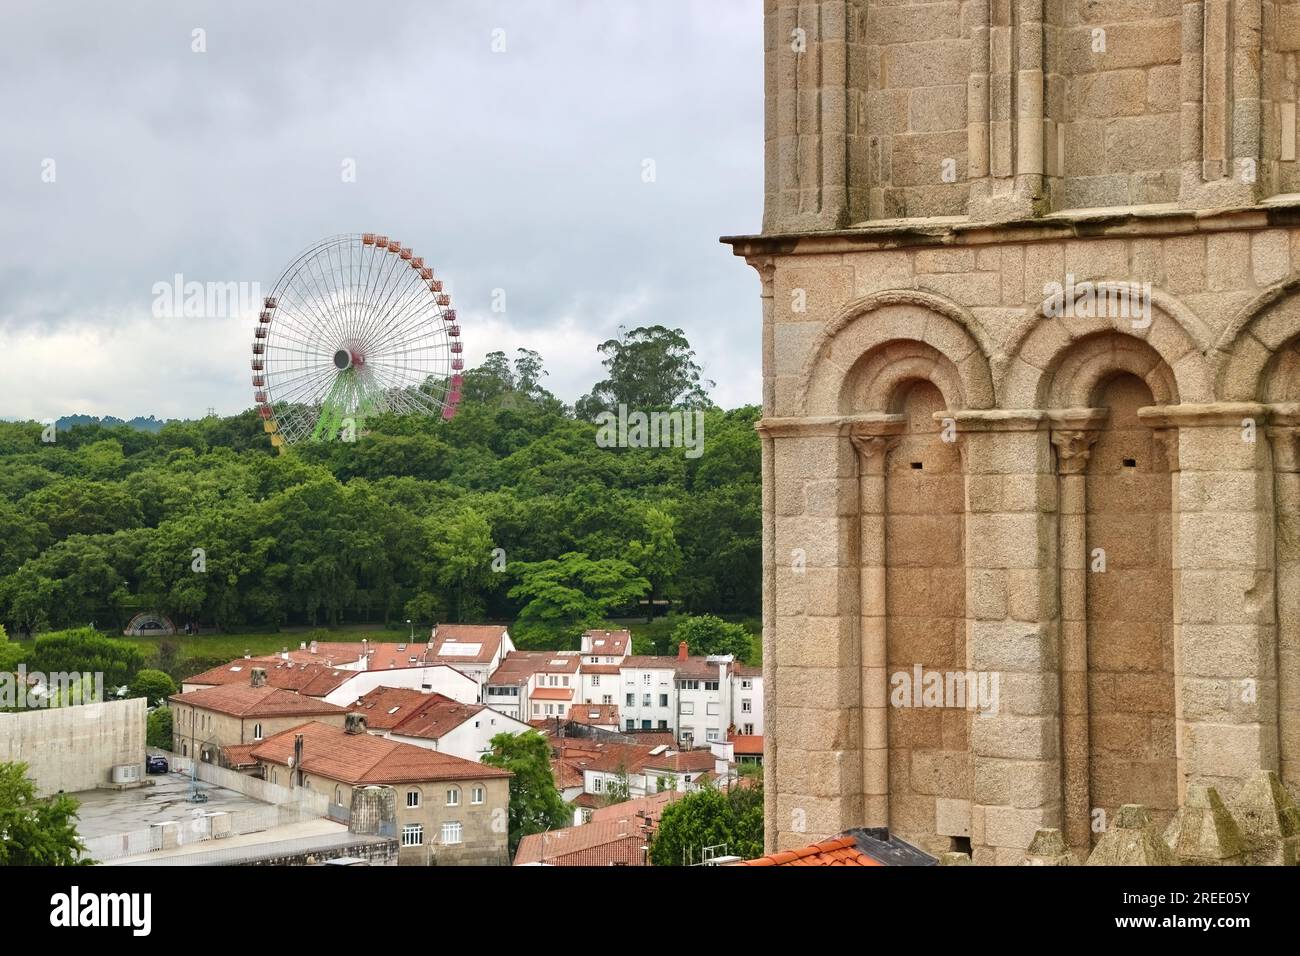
[429,623,438,646]
[310,640,318,655]
[244,649,251,660]
[281,647,289,661]
[345,713,367,735]
[678,641,688,662]
[250,667,267,688]
[293,733,304,788]
[300,642,307,651]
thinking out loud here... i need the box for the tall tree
[649,783,764,866]
[480,731,569,856]
[507,552,649,648]
[0,762,92,865]
[576,325,714,418]
[671,614,753,662]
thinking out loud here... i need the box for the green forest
[0,327,761,656]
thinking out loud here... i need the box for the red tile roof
[427,624,509,665]
[551,759,588,790]
[730,734,763,755]
[487,651,560,685]
[589,789,686,826]
[735,836,884,867]
[581,664,621,675]
[583,629,631,656]
[530,686,574,701]
[388,699,488,740]
[220,744,261,769]
[169,684,349,719]
[568,704,619,726]
[350,687,449,731]
[251,721,511,786]
[514,820,651,866]
[640,749,716,774]
[183,658,355,696]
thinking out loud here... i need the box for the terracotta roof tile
[350,687,448,730]
[169,684,349,719]
[514,819,651,866]
[183,658,355,696]
[251,721,511,786]
[735,836,884,867]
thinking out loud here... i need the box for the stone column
[950,410,1061,865]
[1138,403,1279,799]
[968,0,1046,219]
[1177,0,1262,207]
[849,419,904,828]
[765,0,851,232]
[1049,415,1105,856]
[1266,407,1300,792]
[758,417,866,850]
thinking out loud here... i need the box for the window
[641,719,651,730]
[335,786,344,806]
[642,694,651,707]
[743,723,754,735]
[442,821,463,844]
[681,702,694,715]
[533,704,541,716]
[591,675,600,686]
[658,720,668,729]
[642,674,651,686]
[602,695,613,705]
[402,824,424,847]
[474,720,480,728]
[581,808,593,823]
[741,679,753,690]
[705,680,719,691]
[562,676,569,687]
[707,702,720,716]
[446,787,460,807]
[625,693,634,707]
[707,729,720,742]
[253,723,263,740]
[680,679,700,690]
[546,704,554,715]
[625,719,635,731]
[558,703,566,714]
[742,699,752,713]
[593,777,603,793]
[472,786,485,805]
[407,789,421,808]
[658,693,668,707]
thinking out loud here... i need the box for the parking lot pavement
[71,771,272,841]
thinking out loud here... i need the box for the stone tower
[725,0,1300,864]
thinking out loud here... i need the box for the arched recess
[1215,278,1300,400]
[1262,336,1300,793]
[1002,282,1213,408]
[1043,334,1181,848]
[798,289,995,416]
[878,377,970,856]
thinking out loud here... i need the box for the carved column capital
[850,432,902,476]
[1051,429,1100,476]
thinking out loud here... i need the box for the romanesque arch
[1215,277,1300,400]
[792,289,994,855]
[1000,282,1213,409]
[798,289,995,416]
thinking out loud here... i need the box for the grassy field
[121,623,417,663]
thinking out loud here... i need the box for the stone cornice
[1137,402,1271,428]
[755,414,905,438]
[721,198,1300,259]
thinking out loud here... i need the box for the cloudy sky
[0,0,763,421]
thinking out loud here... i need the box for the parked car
[146,755,169,775]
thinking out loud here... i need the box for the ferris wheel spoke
[254,234,462,444]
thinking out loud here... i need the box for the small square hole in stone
[1123,458,1137,468]
[910,461,923,470]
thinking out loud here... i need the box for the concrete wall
[0,697,146,796]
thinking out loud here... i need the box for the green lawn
[122,623,419,663]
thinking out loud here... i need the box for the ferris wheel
[251,233,463,448]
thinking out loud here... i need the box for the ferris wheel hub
[333,348,354,370]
